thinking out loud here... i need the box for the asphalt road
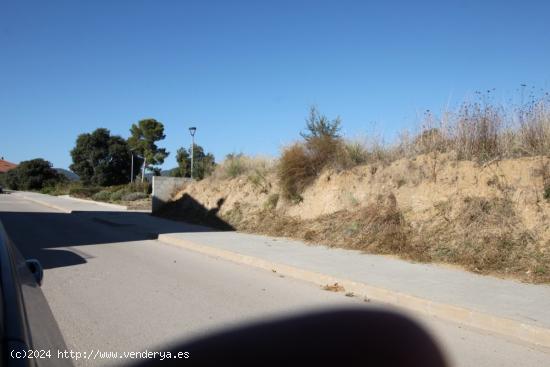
[1,193,549,367]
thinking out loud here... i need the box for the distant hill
[55,168,79,181]
[161,168,177,176]
[54,167,177,181]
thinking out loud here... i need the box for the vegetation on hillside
[127,118,169,176]
[4,158,66,191]
[172,145,216,179]
[274,95,550,201]
[70,128,138,186]
[166,92,550,283]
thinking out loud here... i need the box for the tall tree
[195,151,216,179]
[127,119,169,176]
[5,158,65,190]
[70,128,136,186]
[172,145,215,180]
[172,148,191,178]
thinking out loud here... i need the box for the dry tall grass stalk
[211,154,276,180]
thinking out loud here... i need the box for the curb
[18,195,72,213]
[58,195,127,210]
[158,233,550,349]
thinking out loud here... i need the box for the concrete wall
[152,176,192,213]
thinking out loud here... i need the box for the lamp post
[189,127,197,180]
[130,152,134,183]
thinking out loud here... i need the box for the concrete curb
[18,195,72,213]
[59,195,127,210]
[158,233,550,348]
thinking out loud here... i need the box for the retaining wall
[152,176,192,213]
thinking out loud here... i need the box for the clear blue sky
[1,0,549,170]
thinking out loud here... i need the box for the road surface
[0,193,549,366]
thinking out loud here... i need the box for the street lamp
[189,127,197,180]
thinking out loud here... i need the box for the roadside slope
[164,154,550,283]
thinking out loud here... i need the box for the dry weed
[323,283,345,292]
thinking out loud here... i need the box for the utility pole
[189,127,197,180]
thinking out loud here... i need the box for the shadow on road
[155,193,235,231]
[0,194,234,270]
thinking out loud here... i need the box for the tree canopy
[172,145,215,180]
[5,158,65,190]
[127,119,169,174]
[70,128,136,186]
[172,148,191,178]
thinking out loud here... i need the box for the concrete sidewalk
[13,191,550,348]
[158,231,550,348]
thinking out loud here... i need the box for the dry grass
[211,154,275,180]
[227,193,416,259]
[356,96,550,166]
[278,143,317,200]
[166,96,550,284]
[277,96,550,200]
[279,136,374,199]
[217,192,549,283]
[413,196,549,281]
[323,283,345,292]
[517,101,550,156]
[398,96,550,162]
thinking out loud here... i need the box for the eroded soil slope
[161,154,550,283]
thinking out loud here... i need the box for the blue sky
[1,0,549,170]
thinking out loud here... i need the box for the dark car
[0,221,72,367]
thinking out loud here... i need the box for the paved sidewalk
[13,191,550,347]
[158,232,550,329]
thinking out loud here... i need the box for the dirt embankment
[161,154,550,283]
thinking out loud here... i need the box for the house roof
[0,159,17,173]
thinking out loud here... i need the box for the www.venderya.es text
[10,349,190,361]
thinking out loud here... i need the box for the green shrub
[40,181,78,196]
[109,190,126,201]
[264,193,279,210]
[544,185,550,201]
[42,181,73,196]
[69,186,101,198]
[52,183,71,195]
[5,158,66,191]
[344,141,369,165]
[93,182,151,202]
[92,190,111,202]
[129,181,151,194]
[248,169,271,193]
[225,156,247,178]
[300,106,341,141]
[40,186,56,195]
[121,192,148,201]
[103,184,126,193]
